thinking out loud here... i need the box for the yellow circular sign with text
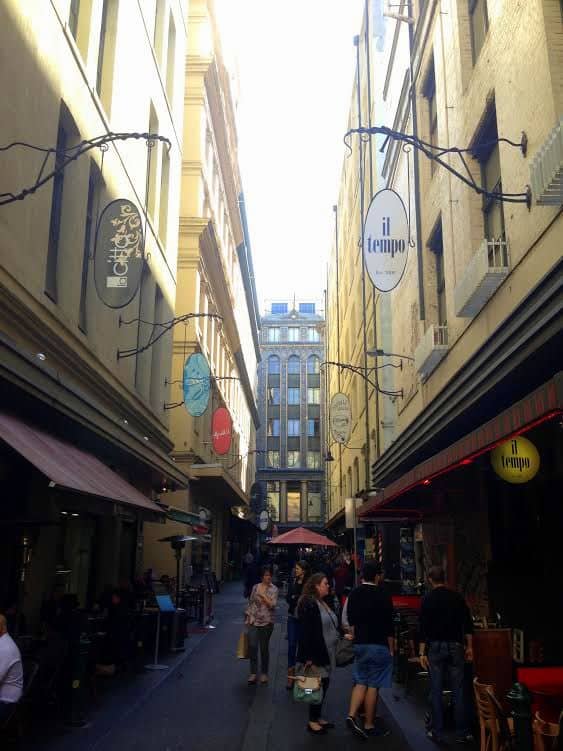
[491,436,540,484]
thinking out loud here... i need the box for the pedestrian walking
[346,560,394,739]
[296,572,339,735]
[245,566,278,685]
[419,566,474,744]
[286,560,310,689]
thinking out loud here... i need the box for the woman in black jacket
[296,572,339,735]
[286,560,310,688]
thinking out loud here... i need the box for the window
[267,418,280,437]
[267,481,280,522]
[354,458,361,494]
[45,124,68,301]
[287,451,301,467]
[96,0,119,112]
[267,327,280,342]
[307,388,320,405]
[307,481,322,522]
[287,483,301,522]
[287,355,300,374]
[424,58,438,176]
[307,327,320,342]
[287,388,300,404]
[150,286,165,409]
[268,356,280,374]
[299,302,315,314]
[267,450,280,468]
[147,104,159,221]
[69,0,80,37]
[307,452,321,469]
[469,0,488,63]
[158,145,170,246]
[307,355,320,374]
[79,161,102,331]
[268,387,280,405]
[428,219,446,326]
[271,303,288,314]
[473,105,505,242]
[288,419,300,436]
[307,418,320,437]
[165,12,176,105]
[288,327,300,342]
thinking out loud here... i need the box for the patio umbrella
[267,526,337,547]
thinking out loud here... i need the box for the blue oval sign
[93,198,145,309]
[183,353,211,416]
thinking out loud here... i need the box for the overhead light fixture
[143,435,149,441]
[367,348,415,362]
[71,512,79,517]
[123,418,128,425]
[422,479,431,486]
[60,511,68,516]
[36,352,46,361]
[324,450,334,462]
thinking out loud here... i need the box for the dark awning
[0,411,163,514]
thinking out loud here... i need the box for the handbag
[292,670,323,705]
[335,636,355,667]
[236,630,249,659]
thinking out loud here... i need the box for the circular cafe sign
[211,407,232,455]
[330,392,352,445]
[94,199,144,308]
[363,188,409,292]
[491,436,540,484]
[183,353,211,416]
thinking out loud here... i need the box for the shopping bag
[292,674,323,704]
[335,637,355,667]
[236,630,249,659]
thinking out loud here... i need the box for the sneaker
[346,716,368,740]
[427,730,446,744]
[365,726,391,737]
[455,734,475,744]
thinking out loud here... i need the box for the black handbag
[335,637,355,667]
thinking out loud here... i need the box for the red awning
[361,373,563,518]
[0,412,162,514]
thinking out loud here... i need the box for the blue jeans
[428,641,469,738]
[287,615,300,668]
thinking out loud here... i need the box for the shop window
[428,218,447,326]
[287,482,301,522]
[267,481,280,522]
[308,481,321,522]
[469,0,488,64]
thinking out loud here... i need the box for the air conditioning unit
[530,117,563,205]
[414,325,448,381]
[454,238,510,318]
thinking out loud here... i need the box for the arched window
[307,355,320,375]
[268,355,280,375]
[287,355,300,374]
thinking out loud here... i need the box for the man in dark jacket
[419,566,474,744]
[346,561,394,739]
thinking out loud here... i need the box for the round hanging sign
[183,353,211,416]
[258,510,270,532]
[490,436,540,484]
[363,188,409,292]
[330,392,352,445]
[93,198,144,308]
[211,407,232,455]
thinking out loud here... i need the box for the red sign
[211,407,232,456]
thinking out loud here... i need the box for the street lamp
[367,348,415,362]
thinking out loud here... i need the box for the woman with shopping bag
[295,573,339,735]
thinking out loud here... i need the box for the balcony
[454,238,510,318]
[414,324,448,381]
[530,117,563,205]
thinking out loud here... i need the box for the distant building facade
[256,302,326,531]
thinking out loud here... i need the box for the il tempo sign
[363,189,409,292]
[490,436,540,484]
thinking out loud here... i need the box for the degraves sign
[94,199,144,308]
[491,436,540,484]
[330,392,352,445]
[363,189,409,292]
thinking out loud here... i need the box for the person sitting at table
[0,614,23,723]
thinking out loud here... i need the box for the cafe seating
[532,713,560,751]
[473,677,514,751]
[0,658,39,742]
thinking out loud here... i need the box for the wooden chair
[473,677,514,751]
[533,713,560,751]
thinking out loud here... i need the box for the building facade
[0,0,188,626]
[256,301,326,531]
[328,0,563,662]
[143,0,261,583]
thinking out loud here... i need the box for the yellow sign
[491,436,540,484]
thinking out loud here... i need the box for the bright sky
[216,0,364,310]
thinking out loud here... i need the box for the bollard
[506,682,533,751]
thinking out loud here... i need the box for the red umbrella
[267,526,337,547]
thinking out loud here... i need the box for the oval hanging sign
[183,353,211,416]
[490,436,540,484]
[211,407,232,456]
[93,198,144,308]
[330,392,352,445]
[363,188,409,292]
